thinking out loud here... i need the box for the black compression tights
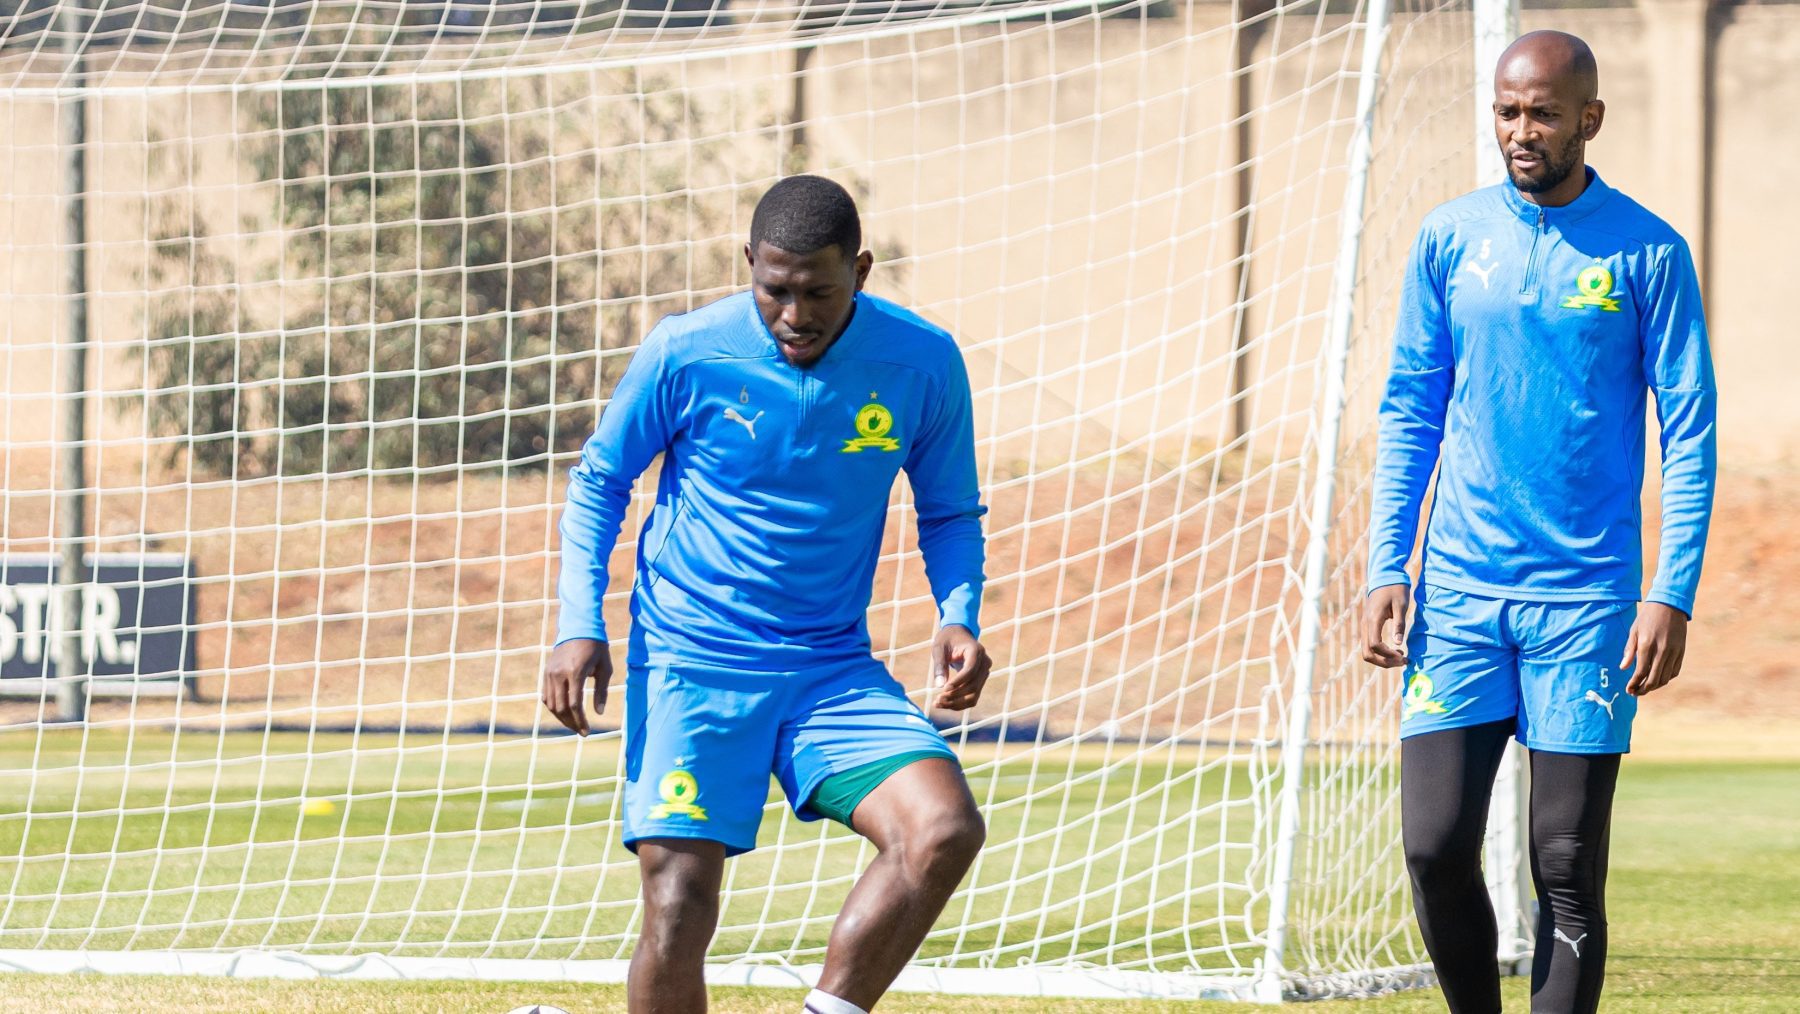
[1401,720,1621,1014]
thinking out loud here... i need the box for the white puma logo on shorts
[1583,690,1618,721]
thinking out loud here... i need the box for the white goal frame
[0,0,1526,1000]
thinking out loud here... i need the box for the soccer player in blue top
[542,175,991,1014]
[1361,32,1715,1014]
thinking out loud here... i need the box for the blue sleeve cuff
[938,598,982,641]
[939,618,982,641]
[1644,590,1694,620]
[1366,573,1412,596]
[554,627,608,647]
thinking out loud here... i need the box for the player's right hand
[1360,585,1411,668]
[931,624,992,711]
[542,638,612,736]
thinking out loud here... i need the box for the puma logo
[1553,927,1589,957]
[1584,690,1619,721]
[1467,260,1498,289]
[723,407,764,439]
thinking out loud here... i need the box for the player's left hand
[542,637,612,735]
[931,624,992,711]
[1623,602,1688,697]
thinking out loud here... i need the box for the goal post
[0,0,1520,1000]
[1471,0,1535,972]
[1258,0,1395,997]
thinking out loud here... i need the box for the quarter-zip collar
[1499,166,1614,227]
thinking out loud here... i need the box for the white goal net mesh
[0,0,1486,998]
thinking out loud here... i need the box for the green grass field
[0,730,1793,1011]
[0,729,1270,971]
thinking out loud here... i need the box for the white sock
[802,988,868,1014]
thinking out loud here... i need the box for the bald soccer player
[1361,32,1716,1014]
[545,175,991,1014]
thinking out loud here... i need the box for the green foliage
[138,74,760,477]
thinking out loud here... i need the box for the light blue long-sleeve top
[1369,169,1717,616]
[556,290,987,671]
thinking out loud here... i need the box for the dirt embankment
[0,453,1791,755]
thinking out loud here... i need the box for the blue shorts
[1400,585,1638,754]
[621,657,955,856]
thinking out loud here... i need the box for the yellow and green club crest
[842,401,901,453]
[1403,669,1449,719]
[1560,263,1622,312]
[649,769,708,821]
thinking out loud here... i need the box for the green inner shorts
[805,750,949,828]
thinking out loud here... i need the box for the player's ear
[853,248,874,291]
[743,241,757,270]
[1581,98,1604,141]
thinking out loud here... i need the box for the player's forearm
[554,332,673,644]
[1646,384,1717,617]
[1367,482,1432,593]
[1366,381,1449,591]
[918,513,986,637]
[554,463,634,644]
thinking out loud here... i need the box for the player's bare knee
[950,807,987,861]
[640,869,720,944]
[901,805,984,878]
[642,874,718,922]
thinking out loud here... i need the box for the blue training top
[1368,168,1717,616]
[556,289,987,671]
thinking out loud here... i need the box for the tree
[138,71,772,477]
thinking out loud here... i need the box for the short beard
[1508,130,1584,195]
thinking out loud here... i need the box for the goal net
[0,0,1513,1000]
